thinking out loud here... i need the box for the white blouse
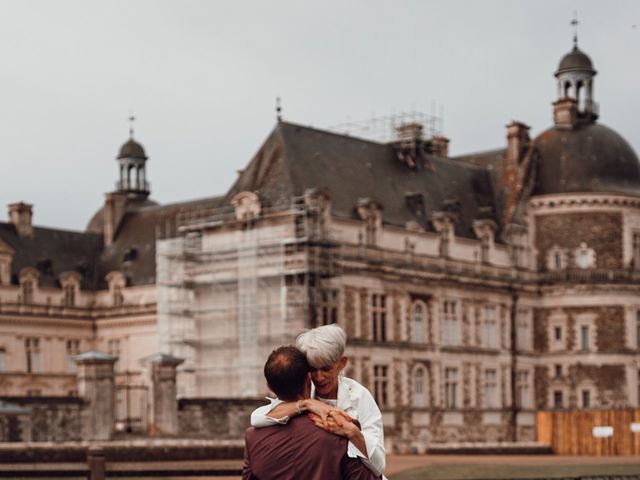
[250,376,386,477]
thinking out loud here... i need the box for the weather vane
[128,111,136,138]
[571,11,579,47]
[276,97,282,122]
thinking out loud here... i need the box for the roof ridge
[0,221,102,237]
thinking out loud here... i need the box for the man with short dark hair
[242,346,378,480]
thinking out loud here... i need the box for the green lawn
[390,462,640,480]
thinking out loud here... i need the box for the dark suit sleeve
[341,454,380,480]
[242,429,256,480]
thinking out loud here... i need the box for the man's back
[243,415,377,480]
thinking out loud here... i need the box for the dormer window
[19,267,39,305]
[106,271,126,307]
[63,285,75,307]
[473,219,497,265]
[231,191,262,221]
[356,198,382,247]
[0,240,15,286]
[59,271,81,308]
[22,280,34,304]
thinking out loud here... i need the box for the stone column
[141,353,184,436]
[74,351,117,441]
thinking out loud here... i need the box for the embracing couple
[242,324,386,480]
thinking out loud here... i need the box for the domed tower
[522,42,640,413]
[116,135,150,198]
[86,120,157,242]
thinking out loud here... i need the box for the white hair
[296,324,347,369]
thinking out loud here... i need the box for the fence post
[141,353,184,435]
[74,351,117,441]
[87,446,106,480]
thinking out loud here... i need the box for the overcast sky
[1,0,638,231]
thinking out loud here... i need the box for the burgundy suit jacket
[242,415,379,480]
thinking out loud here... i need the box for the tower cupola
[554,40,598,123]
[116,115,150,197]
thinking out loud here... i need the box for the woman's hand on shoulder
[302,399,336,425]
[308,408,355,432]
[309,410,359,439]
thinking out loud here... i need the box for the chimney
[506,121,530,166]
[8,202,33,238]
[103,192,128,246]
[553,98,578,130]
[395,122,423,143]
[430,135,450,157]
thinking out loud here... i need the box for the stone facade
[0,41,639,454]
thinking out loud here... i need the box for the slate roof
[94,196,223,289]
[532,123,640,196]
[0,223,103,290]
[225,121,499,239]
[0,196,223,291]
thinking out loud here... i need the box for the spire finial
[571,11,579,48]
[276,97,282,122]
[128,111,136,138]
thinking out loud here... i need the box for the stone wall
[535,212,623,270]
[178,398,264,439]
[0,397,83,442]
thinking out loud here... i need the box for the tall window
[484,369,497,408]
[444,367,458,409]
[108,339,121,370]
[113,285,124,307]
[22,280,34,304]
[553,390,563,409]
[439,232,450,257]
[373,365,388,407]
[480,235,490,263]
[554,326,563,342]
[483,306,498,348]
[581,390,591,409]
[442,300,458,346]
[0,348,6,372]
[66,339,80,372]
[63,284,76,307]
[412,303,424,343]
[414,368,425,407]
[633,232,640,269]
[580,325,589,351]
[636,311,640,350]
[516,309,530,351]
[365,218,377,246]
[25,337,41,373]
[318,289,338,326]
[516,370,530,408]
[371,294,387,342]
[554,364,563,378]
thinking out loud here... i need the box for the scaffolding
[327,110,443,144]
[156,196,335,398]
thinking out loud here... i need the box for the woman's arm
[309,389,386,476]
[250,397,337,428]
[345,388,386,477]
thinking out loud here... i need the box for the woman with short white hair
[250,324,386,478]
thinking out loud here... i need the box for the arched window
[414,367,426,407]
[412,303,424,343]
